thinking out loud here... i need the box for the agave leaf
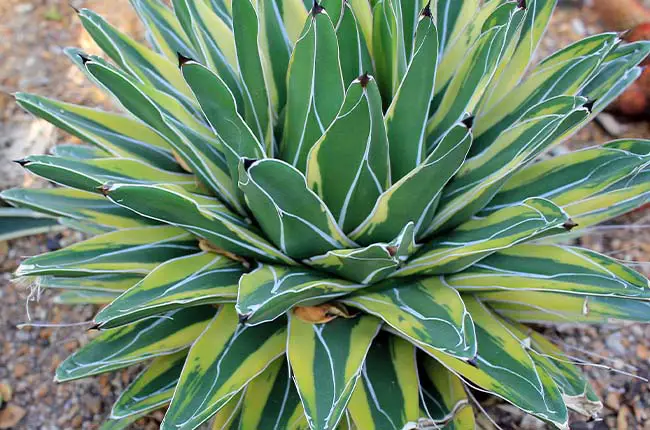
[306,75,390,232]
[78,8,196,109]
[95,252,242,329]
[237,264,361,325]
[385,10,438,181]
[348,0,373,51]
[162,306,286,430]
[103,183,293,265]
[180,60,267,185]
[112,350,187,419]
[420,296,569,429]
[336,2,374,85]
[347,332,420,429]
[38,274,143,293]
[435,0,480,55]
[50,144,110,159]
[501,321,602,418]
[172,0,242,106]
[15,94,180,171]
[238,358,308,429]
[321,0,345,27]
[1,188,153,230]
[281,6,345,172]
[306,223,416,284]
[480,290,650,323]
[20,155,201,194]
[131,0,197,62]
[418,355,475,430]
[428,96,589,233]
[399,198,569,277]
[473,33,618,150]
[211,392,245,430]
[54,290,120,305]
[351,123,472,245]
[343,276,477,359]
[233,0,274,153]
[447,244,650,300]
[483,140,650,213]
[372,0,407,100]
[240,159,355,259]
[56,307,215,382]
[99,412,151,430]
[0,208,62,242]
[16,226,196,278]
[427,2,525,143]
[82,60,244,214]
[288,313,382,430]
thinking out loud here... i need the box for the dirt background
[1,0,650,429]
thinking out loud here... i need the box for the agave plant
[5,0,650,428]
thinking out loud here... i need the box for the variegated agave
[4,0,650,428]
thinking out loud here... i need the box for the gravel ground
[1,1,650,429]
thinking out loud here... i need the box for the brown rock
[0,383,12,402]
[606,391,622,410]
[13,363,27,379]
[0,405,26,429]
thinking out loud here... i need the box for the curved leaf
[0,208,62,242]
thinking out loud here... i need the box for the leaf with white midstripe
[240,159,355,259]
[418,355,475,430]
[50,143,109,159]
[398,198,570,277]
[1,188,152,230]
[281,6,345,172]
[372,0,407,101]
[336,2,373,86]
[103,183,293,264]
[112,350,187,419]
[38,274,143,293]
[306,223,416,284]
[348,332,420,430]
[288,313,381,430]
[427,96,589,233]
[56,307,215,382]
[20,155,201,194]
[15,226,196,278]
[162,306,286,430]
[351,123,471,245]
[95,252,242,329]
[343,276,476,359]
[238,358,309,429]
[15,93,179,171]
[385,9,438,181]
[306,75,390,232]
[53,290,120,305]
[446,244,650,300]
[237,264,361,326]
[419,296,569,429]
[0,208,62,242]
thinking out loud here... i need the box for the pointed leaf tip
[517,0,527,9]
[77,53,91,65]
[13,159,28,167]
[177,52,194,68]
[563,219,579,231]
[242,158,257,172]
[311,0,324,15]
[461,115,475,129]
[357,72,371,88]
[421,2,432,18]
[584,99,596,113]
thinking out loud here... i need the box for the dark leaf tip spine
[358,72,371,88]
[421,1,432,18]
[467,356,479,368]
[563,219,578,231]
[99,183,113,197]
[517,0,526,9]
[461,115,475,129]
[177,52,194,68]
[584,99,596,113]
[13,159,29,167]
[238,313,250,325]
[78,53,91,66]
[242,158,257,172]
[311,0,324,15]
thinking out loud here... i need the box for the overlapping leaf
[0,208,62,242]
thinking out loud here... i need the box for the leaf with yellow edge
[162,306,287,430]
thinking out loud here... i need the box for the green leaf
[38,274,143,293]
[419,296,569,429]
[418,354,475,430]
[446,243,650,300]
[16,226,196,278]
[350,123,472,245]
[50,143,110,159]
[233,0,274,152]
[281,7,345,172]
[100,411,152,430]
[53,290,120,305]
[237,264,361,325]
[238,358,308,429]
[385,11,438,181]
[306,75,390,232]
[398,198,570,277]
[343,277,476,359]
[0,208,62,242]
[95,252,242,328]
[240,159,355,259]
[15,93,179,171]
[479,290,650,324]
[306,223,416,284]
[56,307,215,382]
[180,60,266,188]
[372,0,407,101]
[348,332,420,429]
[162,305,286,430]
[21,155,201,194]
[336,2,373,86]
[1,188,153,230]
[103,183,293,264]
[112,350,187,419]
[288,313,382,430]
[211,392,245,430]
